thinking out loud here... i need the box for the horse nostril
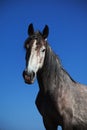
[22,70,29,78]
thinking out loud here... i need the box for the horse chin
[25,80,34,84]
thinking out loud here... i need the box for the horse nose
[22,70,35,84]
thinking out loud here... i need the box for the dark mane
[40,42,76,84]
[61,67,76,83]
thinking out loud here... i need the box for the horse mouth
[23,71,35,84]
[24,75,34,84]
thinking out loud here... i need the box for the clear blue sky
[0,1,87,130]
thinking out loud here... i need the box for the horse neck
[37,44,62,93]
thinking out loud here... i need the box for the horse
[23,23,87,130]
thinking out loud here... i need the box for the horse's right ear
[28,23,34,36]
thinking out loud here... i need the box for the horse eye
[42,48,46,52]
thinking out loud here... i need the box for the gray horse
[23,23,87,130]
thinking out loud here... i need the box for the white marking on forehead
[27,40,37,73]
[27,39,46,74]
[32,39,37,49]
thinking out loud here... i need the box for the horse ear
[42,25,49,39]
[28,23,34,36]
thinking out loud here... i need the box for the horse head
[23,23,49,84]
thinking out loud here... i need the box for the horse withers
[23,23,87,130]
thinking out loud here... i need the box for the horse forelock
[24,31,47,51]
[29,31,42,40]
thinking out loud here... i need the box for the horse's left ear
[42,25,49,39]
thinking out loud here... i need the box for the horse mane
[43,42,76,84]
[61,67,76,83]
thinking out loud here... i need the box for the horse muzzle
[22,70,35,84]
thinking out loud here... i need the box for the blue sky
[0,1,87,130]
